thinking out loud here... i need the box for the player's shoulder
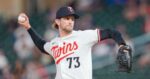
[44,37,58,46]
[73,29,98,34]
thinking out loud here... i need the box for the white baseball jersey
[44,29,100,79]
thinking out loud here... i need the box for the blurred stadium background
[0,0,150,79]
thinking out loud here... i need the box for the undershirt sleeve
[99,29,126,45]
[27,28,49,55]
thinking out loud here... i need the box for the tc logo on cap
[67,7,74,13]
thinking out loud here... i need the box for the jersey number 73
[66,57,80,69]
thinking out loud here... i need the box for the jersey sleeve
[80,29,100,46]
[43,42,52,55]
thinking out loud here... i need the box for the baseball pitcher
[18,6,132,79]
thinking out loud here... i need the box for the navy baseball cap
[53,6,79,29]
[56,6,79,19]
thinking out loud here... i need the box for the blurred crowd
[0,0,150,79]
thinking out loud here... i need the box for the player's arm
[27,28,49,54]
[18,13,49,55]
[100,29,126,46]
[100,29,132,72]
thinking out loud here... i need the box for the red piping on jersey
[56,52,74,64]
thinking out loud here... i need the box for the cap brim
[56,14,79,19]
[53,14,79,29]
[73,14,79,19]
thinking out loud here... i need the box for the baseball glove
[117,45,132,73]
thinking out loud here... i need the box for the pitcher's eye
[66,17,70,20]
[71,17,75,21]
